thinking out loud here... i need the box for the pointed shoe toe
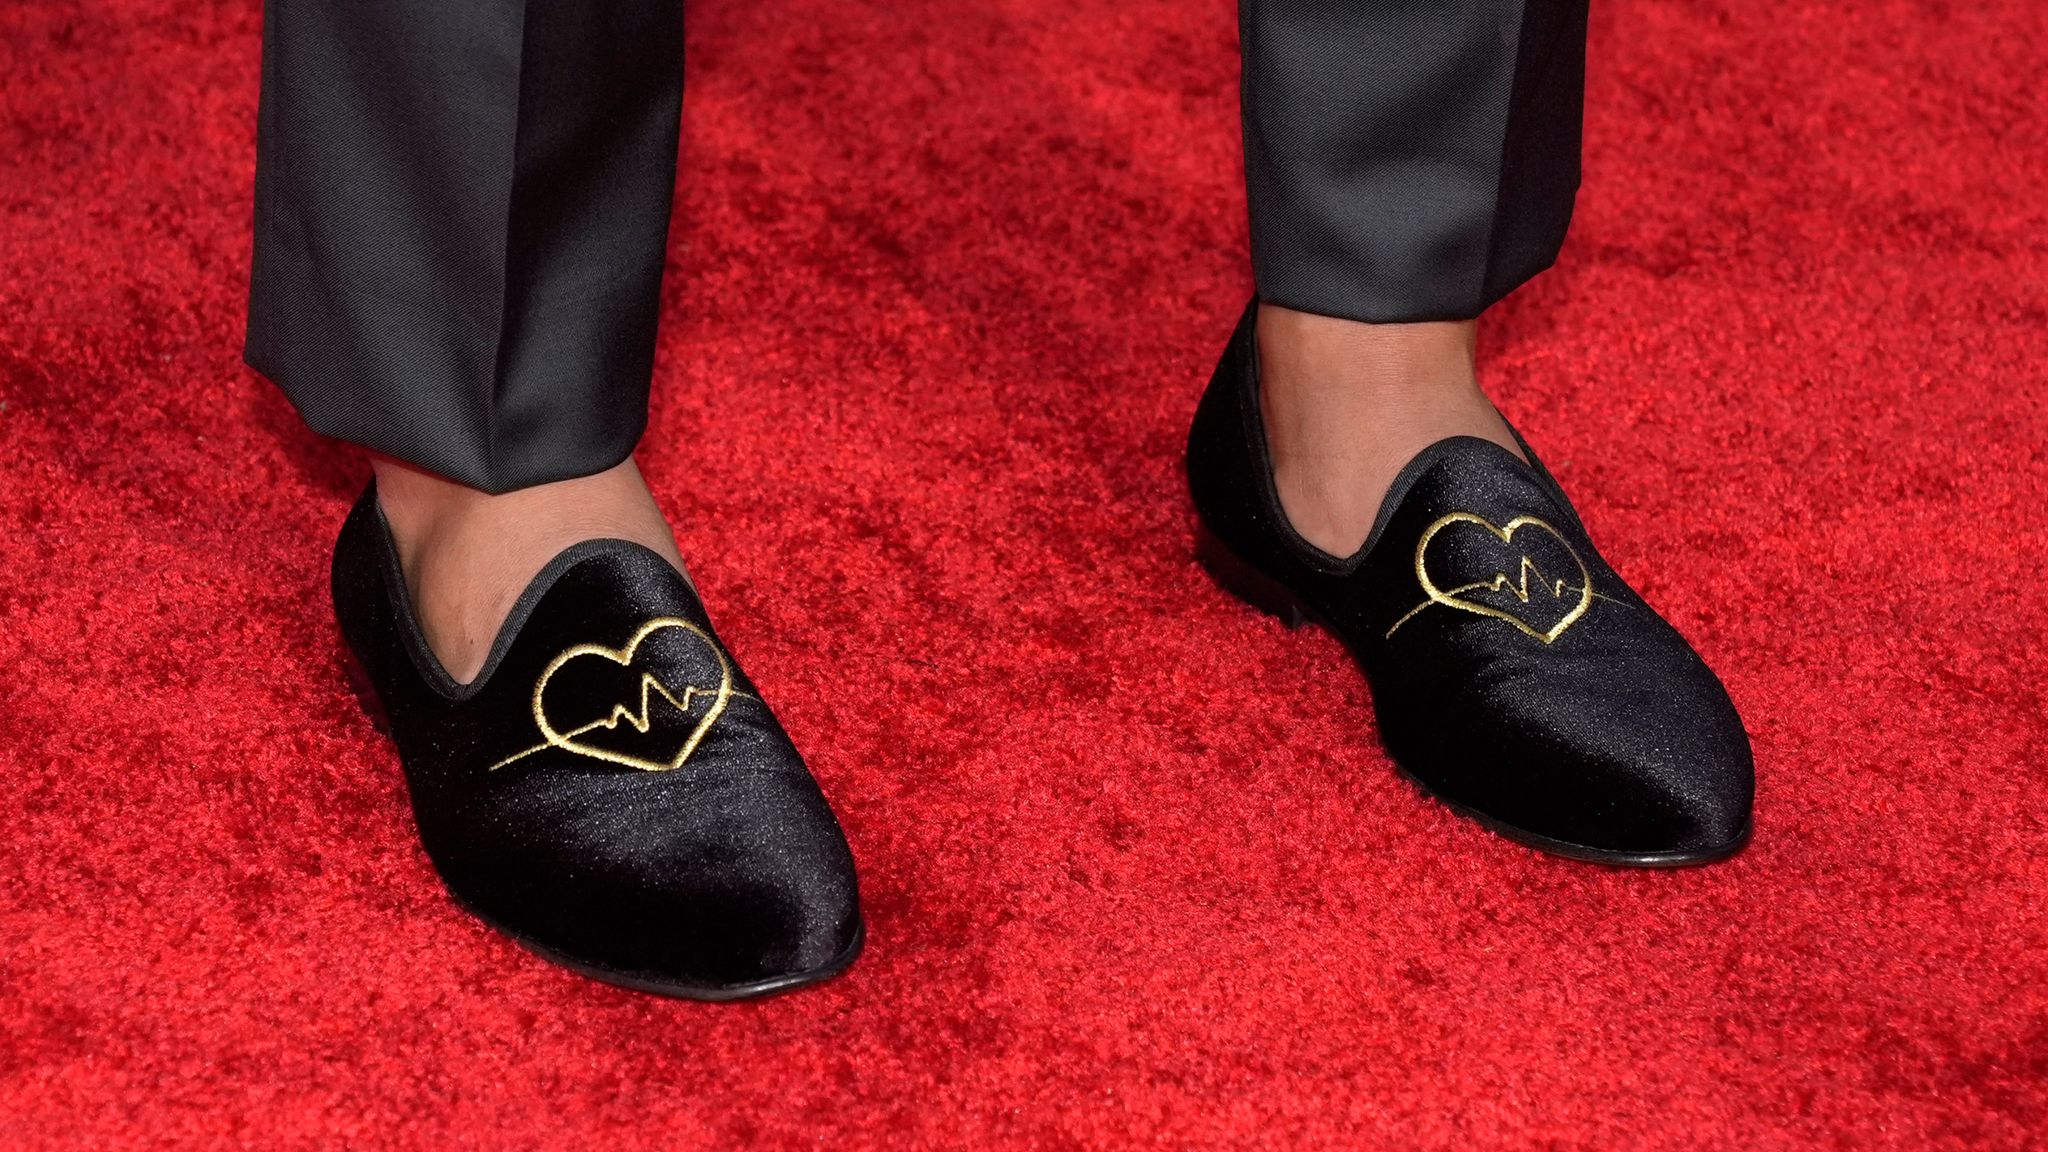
[332,484,864,998]
[1401,670,1754,864]
[1187,298,1755,866]
[439,760,864,996]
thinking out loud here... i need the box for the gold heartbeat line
[488,673,747,772]
[1462,556,1578,605]
[1386,556,1625,638]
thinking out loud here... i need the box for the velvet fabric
[331,485,863,997]
[8,0,2045,1141]
[1186,301,1752,862]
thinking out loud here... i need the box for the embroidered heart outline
[524,617,735,773]
[1405,513,1594,644]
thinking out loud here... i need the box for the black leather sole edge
[455,896,867,1002]
[1194,522,1750,869]
[1387,772,1753,867]
[338,635,866,1001]
[1194,521,1314,628]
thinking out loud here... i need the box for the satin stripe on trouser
[246,0,682,494]
[246,0,1587,493]
[1241,0,1590,324]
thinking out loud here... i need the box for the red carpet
[4,0,2045,1146]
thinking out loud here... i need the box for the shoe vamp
[414,699,837,865]
[1377,626,1749,846]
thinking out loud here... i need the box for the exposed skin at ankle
[1256,302,1527,557]
[369,302,1520,678]
[369,456,689,685]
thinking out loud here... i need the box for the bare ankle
[365,456,687,683]
[1256,303,1478,393]
[1255,302,1522,556]
[368,458,477,564]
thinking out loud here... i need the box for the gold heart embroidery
[1386,513,1594,644]
[490,617,734,772]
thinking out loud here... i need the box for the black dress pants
[246,0,1589,495]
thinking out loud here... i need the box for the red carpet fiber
[4,0,2047,1147]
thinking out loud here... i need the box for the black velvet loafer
[1187,300,1753,865]
[331,485,863,998]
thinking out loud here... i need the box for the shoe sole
[453,895,867,1002]
[1194,522,1750,868]
[337,636,867,1000]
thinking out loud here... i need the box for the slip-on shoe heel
[337,628,392,735]
[1195,521,1310,630]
